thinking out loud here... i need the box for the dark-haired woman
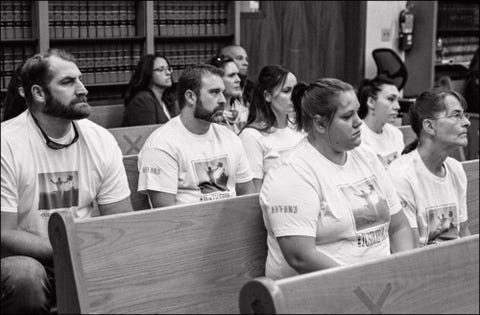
[122,54,179,126]
[260,78,414,280]
[357,75,403,167]
[388,87,471,247]
[238,65,305,192]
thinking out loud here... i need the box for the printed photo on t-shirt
[38,171,79,210]
[193,156,234,201]
[340,177,390,231]
[424,203,459,245]
[377,151,399,167]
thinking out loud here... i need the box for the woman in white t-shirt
[238,65,305,192]
[357,75,404,167]
[260,78,414,280]
[388,87,471,247]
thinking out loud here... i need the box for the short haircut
[176,64,224,109]
[21,48,77,106]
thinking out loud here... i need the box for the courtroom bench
[48,193,267,314]
[109,124,161,155]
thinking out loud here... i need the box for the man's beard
[193,98,224,123]
[42,91,91,120]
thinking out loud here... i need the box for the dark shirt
[122,89,178,126]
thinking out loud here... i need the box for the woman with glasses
[122,54,179,126]
[238,65,305,192]
[356,75,403,168]
[388,87,471,247]
[208,55,249,134]
[259,78,414,280]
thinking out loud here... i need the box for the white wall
[365,1,407,78]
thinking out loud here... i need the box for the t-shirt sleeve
[454,161,468,224]
[96,139,131,205]
[234,136,254,183]
[370,151,402,216]
[137,146,179,194]
[239,129,264,179]
[388,165,418,228]
[1,139,18,213]
[260,165,319,238]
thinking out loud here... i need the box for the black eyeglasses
[153,66,173,73]
[31,113,79,150]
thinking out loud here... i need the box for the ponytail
[292,82,308,132]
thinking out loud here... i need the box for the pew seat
[49,193,267,314]
[239,235,479,314]
[109,124,161,155]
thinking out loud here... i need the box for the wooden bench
[464,159,479,234]
[239,234,479,314]
[109,124,161,155]
[123,154,150,211]
[88,104,124,128]
[239,159,479,314]
[48,193,268,314]
[399,125,466,161]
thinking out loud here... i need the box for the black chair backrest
[372,48,408,91]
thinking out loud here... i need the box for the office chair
[372,48,408,91]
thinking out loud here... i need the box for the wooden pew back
[464,159,479,234]
[49,193,267,314]
[109,124,161,155]
[89,104,124,128]
[398,125,466,161]
[239,235,479,314]
[123,154,149,210]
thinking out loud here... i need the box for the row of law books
[52,43,143,85]
[0,45,36,90]
[155,41,226,82]
[442,36,479,63]
[0,1,33,40]
[48,0,137,39]
[437,2,479,30]
[154,1,231,37]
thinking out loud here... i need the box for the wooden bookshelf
[0,0,238,105]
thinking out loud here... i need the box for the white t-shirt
[239,126,305,179]
[360,123,404,167]
[138,116,253,204]
[1,111,130,238]
[388,149,468,246]
[260,138,401,280]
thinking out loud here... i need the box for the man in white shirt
[1,49,132,313]
[138,64,254,207]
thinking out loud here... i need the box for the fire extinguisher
[399,5,414,51]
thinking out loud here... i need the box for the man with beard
[138,64,254,207]
[1,49,132,314]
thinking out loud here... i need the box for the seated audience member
[1,49,133,314]
[260,78,414,280]
[2,62,27,122]
[208,55,249,133]
[465,48,479,114]
[239,65,305,192]
[388,87,471,247]
[357,75,404,167]
[138,64,254,208]
[122,54,180,126]
[220,44,254,107]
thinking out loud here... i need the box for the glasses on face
[430,111,470,122]
[153,66,173,73]
[31,113,79,150]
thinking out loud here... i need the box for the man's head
[177,64,227,123]
[220,45,249,76]
[21,49,90,119]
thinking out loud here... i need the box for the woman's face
[369,83,400,124]
[151,57,172,88]
[268,72,297,119]
[430,94,470,148]
[222,62,242,99]
[326,90,363,152]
